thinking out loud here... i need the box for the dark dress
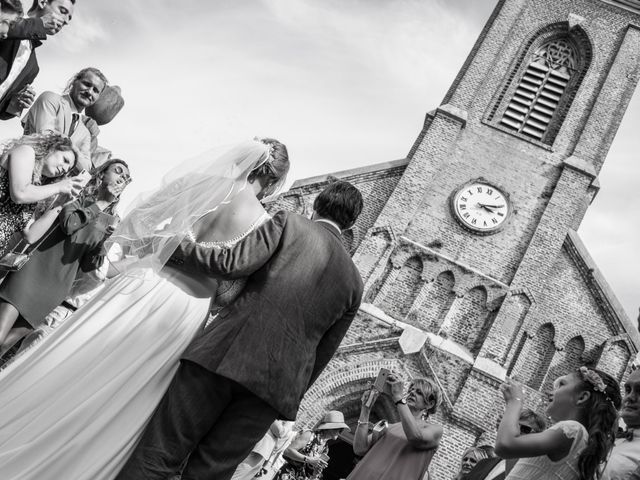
[0,167,37,257]
[275,431,330,480]
[0,197,111,326]
[346,423,437,480]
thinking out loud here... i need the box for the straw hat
[314,410,350,432]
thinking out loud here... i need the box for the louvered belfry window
[500,38,577,142]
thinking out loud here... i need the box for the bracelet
[357,420,368,426]
[303,456,308,465]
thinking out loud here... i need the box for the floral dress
[0,167,36,257]
[275,431,330,480]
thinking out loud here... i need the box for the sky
[0,0,637,319]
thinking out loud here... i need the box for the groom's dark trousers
[117,360,278,480]
[116,211,363,480]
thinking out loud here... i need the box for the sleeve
[307,296,362,389]
[59,199,102,235]
[22,91,62,134]
[550,420,589,454]
[6,17,47,41]
[79,243,106,273]
[167,211,287,280]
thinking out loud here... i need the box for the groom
[117,181,364,480]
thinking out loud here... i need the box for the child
[495,367,621,480]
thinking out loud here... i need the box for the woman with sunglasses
[0,159,131,357]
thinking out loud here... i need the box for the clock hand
[478,203,505,209]
[476,203,494,213]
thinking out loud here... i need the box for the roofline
[289,158,409,189]
[566,230,640,349]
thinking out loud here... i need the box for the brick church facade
[267,0,640,477]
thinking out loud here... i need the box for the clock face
[452,182,510,234]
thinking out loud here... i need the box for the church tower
[268,1,640,477]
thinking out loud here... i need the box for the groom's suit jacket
[169,211,363,420]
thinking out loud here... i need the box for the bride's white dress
[0,217,267,480]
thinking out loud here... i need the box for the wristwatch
[394,398,407,406]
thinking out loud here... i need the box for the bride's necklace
[187,211,270,248]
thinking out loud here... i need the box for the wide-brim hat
[314,410,350,432]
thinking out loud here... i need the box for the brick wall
[265,2,640,478]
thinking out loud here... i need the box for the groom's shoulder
[271,210,311,228]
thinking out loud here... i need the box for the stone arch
[413,270,456,333]
[598,340,631,383]
[542,336,585,393]
[297,359,410,429]
[511,323,556,389]
[441,286,489,355]
[488,22,593,145]
[375,255,424,320]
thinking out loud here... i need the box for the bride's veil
[108,139,283,272]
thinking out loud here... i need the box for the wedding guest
[0,0,22,40]
[348,376,443,480]
[231,420,294,480]
[23,67,108,171]
[275,411,349,480]
[0,133,83,257]
[602,368,640,480]
[454,447,490,480]
[496,368,621,480]
[0,158,127,355]
[465,409,546,480]
[0,0,75,120]
[258,421,296,480]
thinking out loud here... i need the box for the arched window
[501,39,577,140]
[488,24,592,146]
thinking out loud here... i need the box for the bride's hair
[248,138,289,197]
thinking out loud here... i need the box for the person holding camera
[0,133,83,258]
[348,374,443,480]
[0,158,129,357]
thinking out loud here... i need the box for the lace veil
[108,139,285,272]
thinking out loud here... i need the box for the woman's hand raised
[500,378,524,405]
[56,173,90,197]
[360,388,379,411]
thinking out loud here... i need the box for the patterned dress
[275,431,330,480]
[0,167,36,257]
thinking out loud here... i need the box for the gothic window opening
[501,38,577,141]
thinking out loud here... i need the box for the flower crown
[577,366,616,407]
[577,366,606,392]
[254,137,275,159]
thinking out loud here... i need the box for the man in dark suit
[0,0,75,120]
[117,181,365,480]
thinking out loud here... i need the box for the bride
[0,138,290,480]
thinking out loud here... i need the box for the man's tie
[69,113,80,137]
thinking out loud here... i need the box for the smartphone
[372,368,391,393]
[319,453,330,463]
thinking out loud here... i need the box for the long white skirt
[0,267,210,480]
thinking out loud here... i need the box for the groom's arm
[168,211,287,279]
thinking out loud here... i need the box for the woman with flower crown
[0,138,290,480]
[496,367,622,480]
